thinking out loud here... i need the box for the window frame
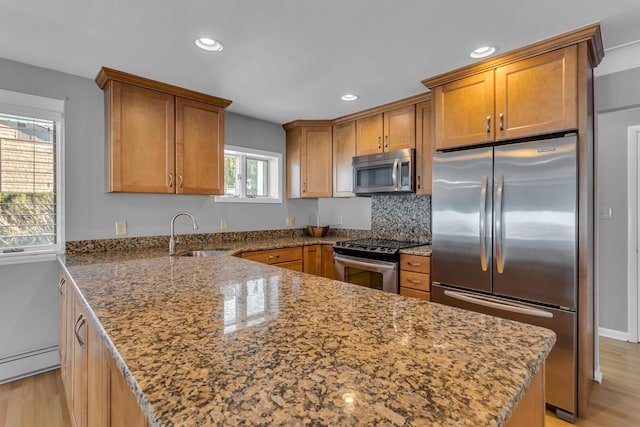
[0,89,65,265]
[216,145,282,204]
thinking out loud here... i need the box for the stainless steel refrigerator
[431,134,578,422]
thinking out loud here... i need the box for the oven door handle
[334,254,397,271]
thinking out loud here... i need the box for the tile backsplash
[371,194,431,243]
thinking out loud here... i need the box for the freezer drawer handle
[479,175,489,271]
[495,175,505,274]
[443,290,553,318]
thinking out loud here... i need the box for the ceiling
[2,0,640,125]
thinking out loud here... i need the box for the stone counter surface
[59,237,553,427]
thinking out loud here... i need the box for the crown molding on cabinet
[95,66,232,108]
[282,119,333,130]
[421,22,603,89]
[332,92,431,124]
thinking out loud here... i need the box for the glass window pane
[245,158,268,197]
[0,113,57,249]
[224,155,238,196]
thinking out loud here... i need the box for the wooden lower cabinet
[399,254,431,301]
[303,244,335,279]
[506,365,545,427]
[239,246,303,272]
[59,270,146,427]
[321,245,335,279]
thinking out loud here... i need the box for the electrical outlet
[220,218,228,230]
[337,215,343,225]
[115,220,127,236]
[286,216,295,227]
[599,207,613,219]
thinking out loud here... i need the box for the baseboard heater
[0,345,60,385]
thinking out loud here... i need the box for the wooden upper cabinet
[495,45,578,140]
[96,67,231,195]
[356,106,416,155]
[108,82,175,193]
[175,97,224,195]
[384,105,416,151]
[356,113,383,155]
[415,98,433,195]
[434,70,494,150]
[284,121,332,198]
[431,46,579,151]
[332,120,356,197]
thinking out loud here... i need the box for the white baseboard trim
[0,345,60,385]
[598,327,629,341]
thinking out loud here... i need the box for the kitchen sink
[174,249,229,257]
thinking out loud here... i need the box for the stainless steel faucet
[169,211,199,254]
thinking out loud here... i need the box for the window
[216,145,282,203]
[0,89,64,262]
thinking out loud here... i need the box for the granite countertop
[399,245,432,256]
[59,238,553,427]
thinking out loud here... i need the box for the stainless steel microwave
[352,148,415,194]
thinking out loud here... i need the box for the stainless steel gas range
[333,239,423,293]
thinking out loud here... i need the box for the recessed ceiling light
[341,94,359,101]
[470,46,497,59]
[195,37,224,52]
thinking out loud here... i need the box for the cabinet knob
[499,113,504,131]
[168,173,174,188]
[486,116,491,133]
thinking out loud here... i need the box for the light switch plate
[115,220,127,236]
[599,207,613,219]
[220,218,228,230]
[286,216,295,227]
[337,215,343,225]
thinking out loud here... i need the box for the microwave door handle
[392,158,399,190]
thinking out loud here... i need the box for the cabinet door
[286,128,302,198]
[87,321,106,427]
[71,292,88,427]
[175,97,224,195]
[434,70,494,150]
[384,105,416,151]
[303,245,322,275]
[495,45,578,140]
[302,126,333,198]
[356,113,383,155]
[108,81,175,193]
[107,356,146,427]
[333,121,356,197]
[321,245,335,280]
[415,100,433,195]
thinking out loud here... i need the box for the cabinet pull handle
[499,113,504,131]
[74,314,86,349]
[303,182,306,193]
[406,278,422,284]
[384,135,388,149]
[486,116,491,133]
[268,255,280,260]
[377,136,381,151]
[178,173,183,189]
[407,262,422,267]
[168,173,174,188]
[417,176,421,189]
[58,277,66,295]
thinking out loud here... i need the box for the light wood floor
[0,369,70,427]
[0,337,638,427]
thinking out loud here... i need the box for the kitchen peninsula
[58,238,555,426]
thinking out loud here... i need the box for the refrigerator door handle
[495,174,505,273]
[479,175,489,271]
[443,290,554,318]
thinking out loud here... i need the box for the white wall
[595,45,640,333]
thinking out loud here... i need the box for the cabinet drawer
[240,247,303,265]
[277,260,303,272]
[400,254,431,273]
[400,287,431,301]
[400,270,431,292]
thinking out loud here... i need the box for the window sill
[214,196,282,204]
[0,251,60,266]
